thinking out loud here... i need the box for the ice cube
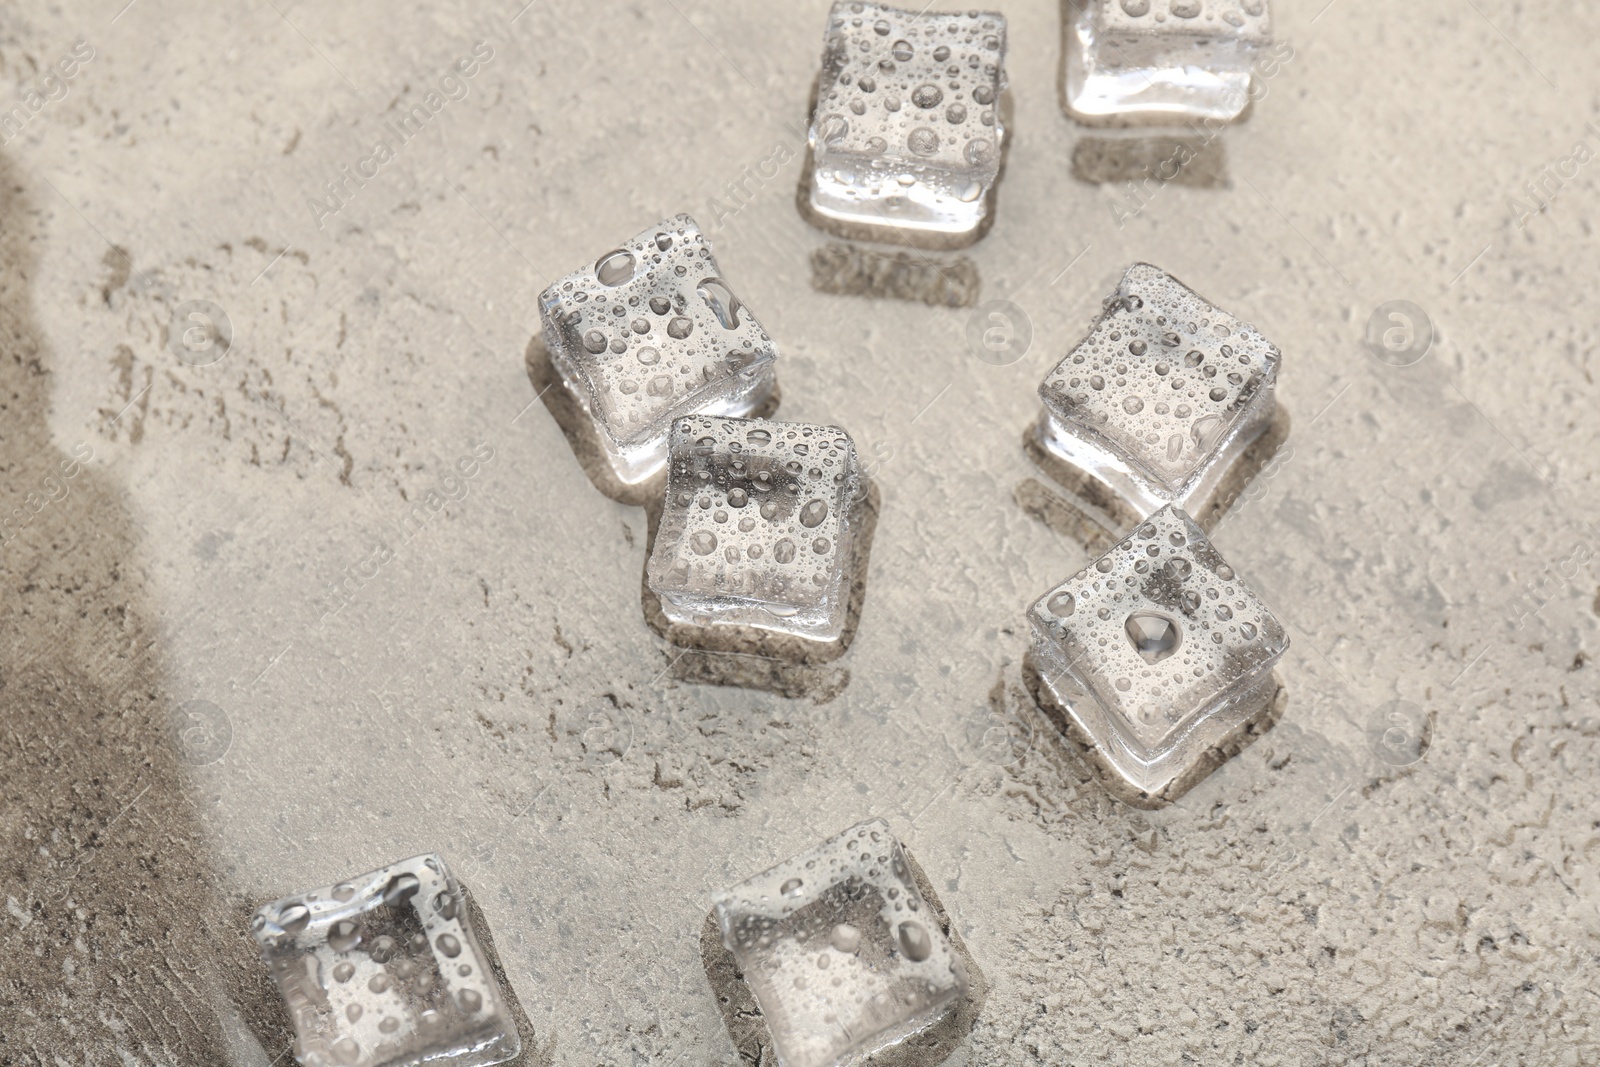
[249,854,520,1067]
[1034,262,1280,521]
[712,819,967,1067]
[1027,504,1288,804]
[1064,0,1273,126]
[646,414,864,643]
[804,2,1009,247]
[538,215,778,484]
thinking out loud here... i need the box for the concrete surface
[1,1,1597,1065]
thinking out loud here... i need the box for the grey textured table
[1,2,1596,1065]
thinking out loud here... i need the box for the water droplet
[946,103,967,124]
[328,920,362,953]
[333,961,355,983]
[912,84,943,109]
[830,923,862,953]
[595,250,635,287]
[728,488,749,508]
[1120,0,1150,14]
[1209,386,1229,402]
[458,988,483,1013]
[697,278,742,329]
[1125,612,1181,664]
[1217,605,1234,621]
[368,972,392,994]
[1163,558,1192,580]
[582,330,607,355]
[667,316,693,339]
[897,920,932,962]
[799,500,829,528]
[908,127,939,154]
[690,531,718,555]
[1048,591,1076,617]
[277,904,310,934]
[332,1037,361,1065]
[781,877,804,897]
[346,1004,363,1024]
[892,39,914,61]
[1122,396,1145,415]
[774,538,797,563]
[1240,621,1258,638]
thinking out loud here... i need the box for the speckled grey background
[1,1,1597,1065]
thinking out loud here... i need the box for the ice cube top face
[250,854,519,1067]
[1038,263,1279,510]
[713,819,966,1067]
[647,415,862,642]
[1029,505,1287,760]
[1067,0,1271,125]
[538,214,778,482]
[809,2,1008,242]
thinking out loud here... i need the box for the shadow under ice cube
[804,2,1009,248]
[538,214,778,484]
[712,819,967,1067]
[1027,504,1287,805]
[1034,262,1280,523]
[250,854,519,1067]
[647,415,864,643]
[1064,0,1273,126]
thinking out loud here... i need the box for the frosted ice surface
[538,214,778,483]
[250,854,519,1067]
[713,819,967,1067]
[807,2,1009,243]
[1036,262,1279,517]
[1028,505,1287,791]
[646,414,864,643]
[1065,0,1273,125]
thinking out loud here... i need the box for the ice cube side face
[1065,0,1271,125]
[538,214,778,484]
[808,2,1008,242]
[250,854,520,1067]
[712,819,967,1067]
[1036,262,1279,517]
[1028,505,1287,790]
[646,415,863,642]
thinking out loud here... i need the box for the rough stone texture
[0,2,1597,1066]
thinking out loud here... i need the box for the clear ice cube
[538,214,778,484]
[250,854,520,1067]
[646,414,864,643]
[712,819,967,1067]
[805,2,1009,246]
[1064,0,1272,126]
[1035,262,1280,520]
[1027,504,1287,801]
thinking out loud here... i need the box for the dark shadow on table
[0,150,285,1063]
